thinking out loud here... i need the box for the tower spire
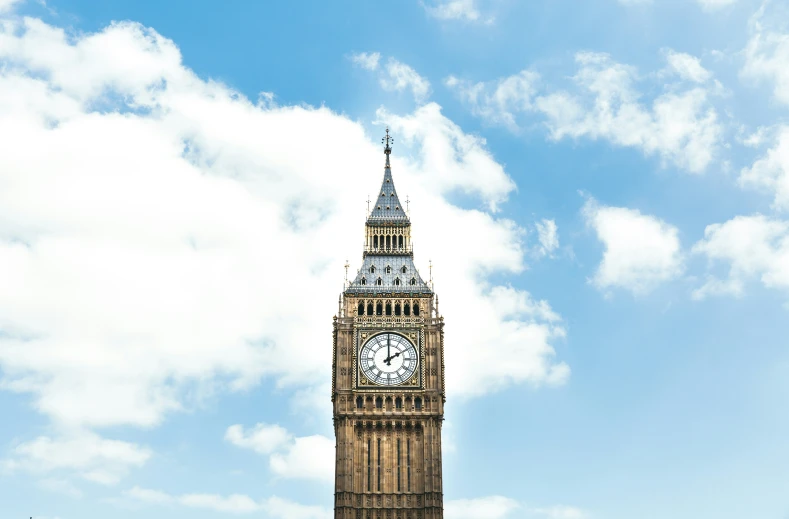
[382,127,393,168]
[368,128,408,224]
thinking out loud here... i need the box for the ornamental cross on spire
[382,127,393,155]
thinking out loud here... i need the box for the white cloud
[583,198,684,295]
[692,215,789,299]
[741,6,789,105]
[445,496,588,519]
[225,423,334,483]
[537,52,722,173]
[350,53,431,103]
[39,477,84,498]
[739,126,789,211]
[3,430,151,485]
[445,71,539,130]
[382,58,431,102]
[0,13,568,481]
[380,103,515,211]
[423,0,493,24]
[126,486,331,518]
[664,50,713,83]
[449,52,722,173]
[697,0,738,10]
[349,51,380,71]
[446,496,520,519]
[224,423,291,455]
[0,0,22,13]
[535,218,559,256]
[619,0,737,8]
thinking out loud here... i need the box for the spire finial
[382,127,393,167]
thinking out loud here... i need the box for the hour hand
[384,351,401,364]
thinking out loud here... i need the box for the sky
[0,0,788,518]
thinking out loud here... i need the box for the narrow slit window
[356,396,363,409]
[397,438,401,492]
[376,302,383,315]
[395,397,402,409]
[414,303,420,316]
[373,236,378,249]
[399,235,404,248]
[407,439,411,492]
[386,302,392,316]
[377,438,381,491]
[358,302,364,315]
[395,303,401,316]
[415,397,422,410]
[375,397,383,409]
[404,303,410,316]
[368,438,372,491]
[386,235,391,249]
[367,302,374,315]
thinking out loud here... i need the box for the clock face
[359,332,419,386]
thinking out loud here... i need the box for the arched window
[367,302,374,315]
[375,397,383,409]
[410,278,416,285]
[360,277,367,285]
[405,396,412,408]
[404,303,410,316]
[395,397,402,409]
[394,278,401,286]
[413,303,420,316]
[415,397,422,410]
[370,265,376,274]
[386,235,391,249]
[399,235,403,248]
[376,278,383,286]
[356,396,363,409]
[373,235,378,249]
[376,302,383,316]
[385,302,392,316]
[401,266,407,274]
[385,265,391,274]
[395,303,401,316]
[358,302,364,315]
[385,397,392,411]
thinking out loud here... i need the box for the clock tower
[332,130,445,519]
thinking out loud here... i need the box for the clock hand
[384,351,402,364]
[386,335,391,365]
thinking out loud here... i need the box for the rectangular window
[407,438,411,492]
[377,438,381,491]
[397,439,401,492]
[367,439,371,491]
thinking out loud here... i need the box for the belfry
[332,130,445,518]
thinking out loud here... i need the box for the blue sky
[0,0,788,518]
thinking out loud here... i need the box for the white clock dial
[359,332,418,386]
